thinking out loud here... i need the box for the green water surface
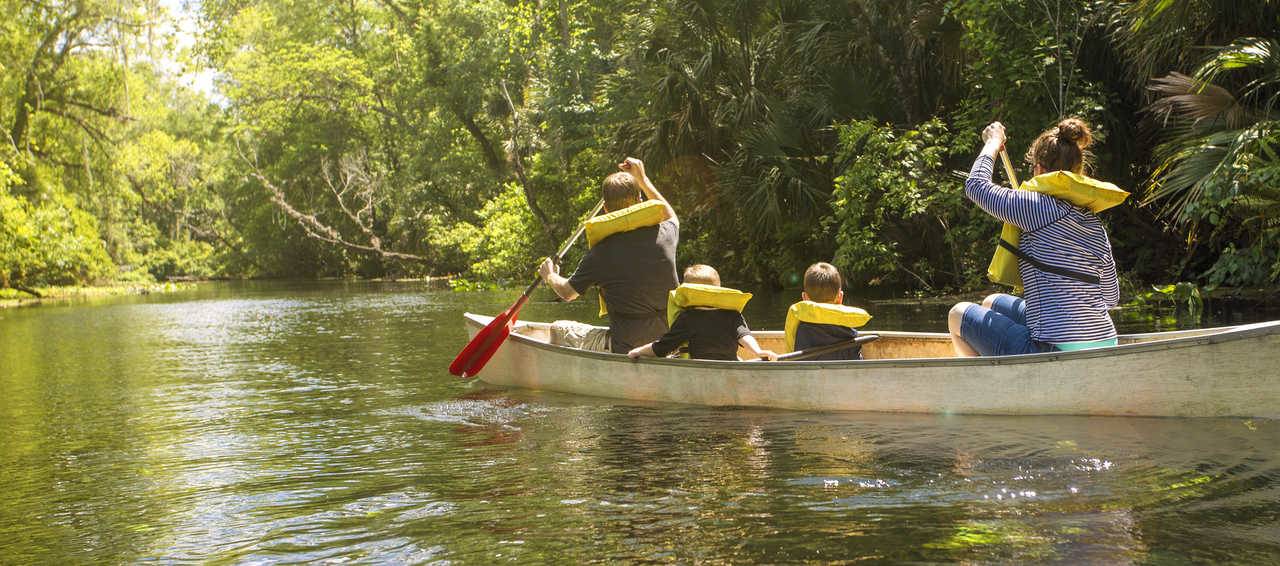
[1,281,1277,563]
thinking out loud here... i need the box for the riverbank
[0,282,194,309]
[0,277,459,309]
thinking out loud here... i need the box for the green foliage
[448,278,499,292]
[1143,35,1280,286]
[1121,281,1208,329]
[464,182,544,282]
[0,0,239,290]
[1203,238,1280,288]
[1127,282,1206,319]
[828,119,989,290]
[0,188,114,288]
[1113,0,1280,93]
[3,0,1279,294]
[141,239,219,280]
[1,147,113,290]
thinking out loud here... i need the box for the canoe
[462,313,1280,418]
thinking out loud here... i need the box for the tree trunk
[9,92,31,150]
[500,82,557,248]
[454,108,506,176]
[12,284,42,298]
[557,0,571,45]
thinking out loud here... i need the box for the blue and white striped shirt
[965,156,1119,343]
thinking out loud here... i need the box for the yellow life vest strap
[666,283,752,327]
[987,172,1129,289]
[784,301,872,352]
[584,200,668,316]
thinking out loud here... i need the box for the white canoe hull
[463,313,1280,418]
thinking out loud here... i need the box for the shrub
[827,119,992,290]
[0,188,115,289]
[465,181,544,281]
[142,239,218,280]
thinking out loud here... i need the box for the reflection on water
[0,281,1277,563]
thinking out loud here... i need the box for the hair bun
[1056,118,1092,149]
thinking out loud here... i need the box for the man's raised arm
[620,157,677,225]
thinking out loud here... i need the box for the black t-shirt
[567,219,679,353]
[794,322,862,361]
[651,309,751,361]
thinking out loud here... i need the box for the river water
[1,281,1277,563]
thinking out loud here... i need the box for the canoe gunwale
[463,312,1280,370]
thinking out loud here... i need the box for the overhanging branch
[239,146,430,264]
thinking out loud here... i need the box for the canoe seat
[548,320,610,352]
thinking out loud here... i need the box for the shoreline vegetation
[3,2,1279,300]
[5,278,1273,316]
[0,282,194,309]
[0,276,468,309]
[0,276,460,309]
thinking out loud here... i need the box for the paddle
[449,200,606,378]
[774,334,880,362]
[999,149,1021,189]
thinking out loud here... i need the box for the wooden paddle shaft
[518,199,606,298]
[999,149,1020,189]
[556,200,606,261]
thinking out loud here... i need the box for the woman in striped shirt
[949,118,1120,356]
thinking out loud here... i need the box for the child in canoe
[785,263,871,360]
[627,264,778,361]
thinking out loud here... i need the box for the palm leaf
[1196,37,1280,116]
[1148,72,1250,129]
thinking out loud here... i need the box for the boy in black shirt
[627,265,777,361]
[791,263,865,361]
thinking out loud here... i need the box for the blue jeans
[960,294,1055,356]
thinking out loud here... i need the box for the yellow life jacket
[987,171,1129,291]
[584,200,668,247]
[666,283,752,327]
[582,200,668,316]
[783,301,872,352]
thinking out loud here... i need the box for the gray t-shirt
[568,219,679,353]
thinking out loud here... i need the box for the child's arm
[738,334,778,361]
[634,314,691,359]
[627,343,657,359]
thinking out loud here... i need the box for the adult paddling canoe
[462,313,1280,418]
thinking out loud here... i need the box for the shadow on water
[0,281,1277,563]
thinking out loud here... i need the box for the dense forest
[2,0,1279,295]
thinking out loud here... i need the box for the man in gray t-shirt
[538,157,679,353]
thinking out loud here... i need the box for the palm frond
[1148,72,1249,129]
[1196,37,1280,116]
[1114,0,1280,91]
[1145,123,1276,227]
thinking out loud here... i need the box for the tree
[1143,38,1280,285]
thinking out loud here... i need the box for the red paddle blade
[449,305,521,378]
